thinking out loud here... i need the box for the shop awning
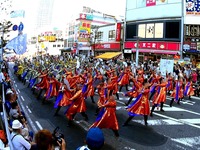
[95,52,122,60]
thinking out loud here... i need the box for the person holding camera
[30,129,66,150]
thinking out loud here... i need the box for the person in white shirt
[11,120,32,150]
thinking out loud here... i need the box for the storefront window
[155,23,163,38]
[138,24,146,38]
[146,23,154,38]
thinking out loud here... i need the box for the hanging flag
[186,0,200,15]
[5,34,27,54]
[10,10,25,18]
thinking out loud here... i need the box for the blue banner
[5,34,27,54]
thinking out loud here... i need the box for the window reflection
[138,24,146,38]
[146,23,154,38]
[155,23,163,38]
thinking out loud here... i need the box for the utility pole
[180,0,185,60]
[134,36,141,67]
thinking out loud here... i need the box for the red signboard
[124,41,180,51]
[146,0,156,7]
[115,23,121,42]
[93,43,120,50]
[184,41,197,50]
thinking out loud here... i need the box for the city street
[8,63,200,150]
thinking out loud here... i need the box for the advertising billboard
[78,21,91,42]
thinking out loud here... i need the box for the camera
[52,127,64,146]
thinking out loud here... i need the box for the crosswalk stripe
[171,136,200,148]
[153,112,200,129]
[134,119,183,126]
[179,119,200,124]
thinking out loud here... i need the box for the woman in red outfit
[34,69,49,99]
[169,77,184,107]
[90,95,119,137]
[166,72,173,94]
[118,66,131,92]
[150,78,168,116]
[85,72,95,103]
[123,79,150,126]
[54,78,73,116]
[184,78,194,99]
[43,74,60,102]
[65,84,88,126]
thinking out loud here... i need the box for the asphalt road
[8,62,200,150]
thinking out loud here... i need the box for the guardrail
[2,84,14,150]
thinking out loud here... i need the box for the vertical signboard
[115,23,121,42]
[78,21,91,42]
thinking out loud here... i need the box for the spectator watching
[30,129,66,150]
[77,127,104,150]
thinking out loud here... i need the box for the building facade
[124,0,200,64]
[64,6,122,56]
[92,23,123,56]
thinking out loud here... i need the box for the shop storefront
[92,42,121,56]
[124,41,180,61]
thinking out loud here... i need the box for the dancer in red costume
[34,69,49,99]
[150,77,168,116]
[124,76,142,106]
[109,71,119,100]
[170,77,184,107]
[118,66,131,92]
[43,74,60,103]
[85,72,95,103]
[184,78,194,100]
[95,82,107,115]
[166,72,173,95]
[65,84,88,126]
[54,76,74,116]
[123,79,150,126]
[90,94,119,137]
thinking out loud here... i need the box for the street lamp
[134,36,141,66]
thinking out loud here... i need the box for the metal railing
[2,84,14,150]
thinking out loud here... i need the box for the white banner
[160,59,174,76]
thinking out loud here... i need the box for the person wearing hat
[11,120,33,150]
[76,127,104,150]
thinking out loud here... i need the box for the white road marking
[17,89,20,93]
[134,119,183,126]
[171,136,200,148]
[20,96,25,101]
[179,119,200,124]
[13,81,15,83]
[35,121,43,130]
[153,112,200,129]
[26,106,32,113]
[16,91,18,95]
[15,84,17,87]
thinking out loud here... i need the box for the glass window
[165,21,180,39]
[108,30,115,40]
[126,24,137,39]
[138,24,146,38]
[155,23,163,38]
[146,24,154,38]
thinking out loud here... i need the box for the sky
[51,0,126,28]
[2,0,126,35]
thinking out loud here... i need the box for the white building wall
[126,0,182,21]
[98,25,115,42]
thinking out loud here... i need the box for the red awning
[131,49,179,55]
